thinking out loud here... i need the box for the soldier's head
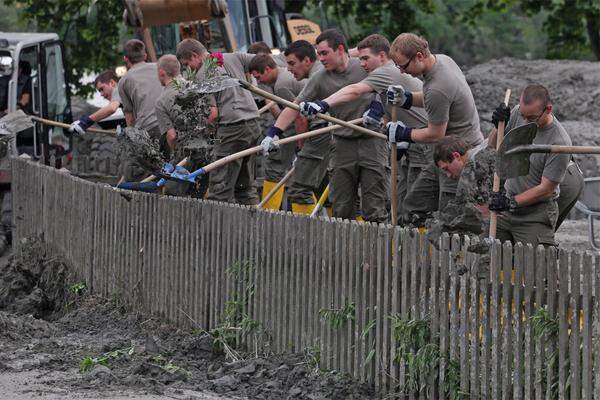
[390,33,431,77]
[94,70,118,101]
[157,55,181,86]
[176,39,208,71]
[284,40,317,80]
[433,136,470,180]
[519,84,553,128]
[356,34,390,73]
[248,41,271,55]
[123,39,147,68]
[248,54,278,85]
[315,29,348,71]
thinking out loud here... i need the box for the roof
[0,32,59,49]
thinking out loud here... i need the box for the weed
[302,344,322,374]
[319,301,355,329]
[79,346,134,373]
[69,282,86,296]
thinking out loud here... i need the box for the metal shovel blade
[496,122,538,179]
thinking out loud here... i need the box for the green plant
[150,354,191,377]
[302,344,321,374]
[319,301,355,329]
[530,306,560,397]
[361,319,376,367]
[79,346,134,373]
[69,282,86,296]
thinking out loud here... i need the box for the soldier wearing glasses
[385,33,483,225]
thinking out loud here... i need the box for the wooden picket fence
[11,157,600,399]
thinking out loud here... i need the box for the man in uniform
[118,39,165,180]
[385,33,483,225]
[176,39,261,205]
[314,33,429,221]
[248,41,288,68]
[489,84,577,247]
[248,54,305,209]
[262,29,387,222]
[69,70,122,135]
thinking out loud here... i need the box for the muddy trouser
[556,162,584,230]
[207,119,261,205]
[330,135,389,223]
[497,200,559,248]
[396,157,425,223]
[287,125,331,204]
[122,126,165,182]
[401,162,458,225]
[264,129,296,182]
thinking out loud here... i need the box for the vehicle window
[44,42,68,121]
[17,46,38,115]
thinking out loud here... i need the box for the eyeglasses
[397,54,416,71]
[522,106,548,125]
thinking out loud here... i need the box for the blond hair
[176,38,207,61]
[157,54,181,78]
[390,33,430,58]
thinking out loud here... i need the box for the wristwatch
[508,195,518,211]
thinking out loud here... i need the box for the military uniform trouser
[402,162,458,225]
[330,135,389,223]
[556,162,584,230]
[287,128,331,204]
[264,130,296,182]
[396,158,425,223]
[497,200,559,248]
[207,119,261,205]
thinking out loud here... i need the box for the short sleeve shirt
[361,61,431,166]
[504,106,571,199]
[195,52,258,124]
[117,62,164,132]
[273,67,304,102]
[296,58,374,138]
[110,87,121,105]
[423,55,483,147]
[155,83,179,135]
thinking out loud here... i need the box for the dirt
[0,242,379,400]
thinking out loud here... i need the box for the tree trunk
[585,13,600,60]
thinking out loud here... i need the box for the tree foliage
[5,0,126,96]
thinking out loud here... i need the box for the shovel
[505,144,600,155]
[495,122,538,179]
[489,89,511,239]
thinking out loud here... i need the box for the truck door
[16,45,41,159]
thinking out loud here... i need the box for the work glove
[299,100,329,117]
[386,120,413,144]
[395,141,409,160]
[491,103,511,129]
[68,115,94,135]
[361,101,385,130]
[488,192,517,212]
[261,126,282,156]
[386,85,413,109]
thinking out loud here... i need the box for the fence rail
[12,157,600,398]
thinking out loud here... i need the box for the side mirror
[0,56,13,77]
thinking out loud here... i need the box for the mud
[0,245,379,400]
[117,126,166,173]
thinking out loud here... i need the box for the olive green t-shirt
[422,54,483,147]
[273,67,304,102]
[118,62,164,132]
[296,57,374,138]
[155,83,178,135]
[195,52,259,125]
[504,106,571,200]
[360,61,430,166]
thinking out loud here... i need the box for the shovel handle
[489,89,511,239]
[257,166,295,208]
[390,107,399,225]
[31,116,117,136]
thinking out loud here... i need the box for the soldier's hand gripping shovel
[489,90,511,239]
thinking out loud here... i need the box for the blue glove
[69,115,94,135]
[299,100,329,117]
[395,141,409,160]
[386,120,413,143]
[386,85,413,109]
[361,101,385,130]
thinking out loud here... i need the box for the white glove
[386,85,408,107]
[299,100,329,117]
[260,135,279,156]
[69,120,87,135]
[386,120,407,143]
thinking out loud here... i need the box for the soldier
[262,29,386,222]
[118,39,165,180]
[248,54,304,209]
[69,70,122,135]
[385,33,483,225]
[489,84,580,247]
[176,39,261,205]
[248,41,288,68]
[316,33,429,221]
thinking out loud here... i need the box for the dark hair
[248,54,277,74]
[315,29,347,52]
[284,40,316,62]
[522,84,551,107]
[356,34,390,55]
[123,39,146,64]
[248,41,271,55]
[94,70,118,86]
[433,136,469,164]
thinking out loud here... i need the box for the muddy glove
[386,120,413,144]
[361,101,385,130]
[386,85,413,109]
[491,103,511,128]
[261,126,282,156]
[69,115,94,135]
[488,192,517,212]
[299,100,329,117]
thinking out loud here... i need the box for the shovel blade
[496,122,538,179]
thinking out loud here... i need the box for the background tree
[5,0,127,96]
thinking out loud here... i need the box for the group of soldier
[70,29,585,249]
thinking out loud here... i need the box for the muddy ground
[0,242,378,400]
